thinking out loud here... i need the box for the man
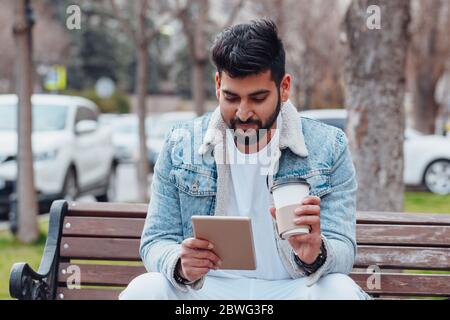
[120,19,370,300]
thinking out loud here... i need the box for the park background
[1,0,450,300]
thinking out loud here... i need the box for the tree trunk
[14,0,39,243]
[192,61,206,116]
[135,1,149,203]
[344,0,410,212]
[192,0,208,116]
[411,70,441,134]
[407,1,446,135]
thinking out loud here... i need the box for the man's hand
[178,238,222,282]
[270,196,322,264]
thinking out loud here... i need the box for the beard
[229,93,282,146]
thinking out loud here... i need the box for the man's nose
[236,103,254,122]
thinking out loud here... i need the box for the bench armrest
[9,262,51,300]
[9,200,68,300]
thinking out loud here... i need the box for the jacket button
[191,182,199,192]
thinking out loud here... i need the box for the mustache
[230,118,263,128]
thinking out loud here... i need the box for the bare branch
[109,0,137,44]
[223,0,245,28]
[144,8,183,43]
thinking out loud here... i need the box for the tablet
[191,215,257,270]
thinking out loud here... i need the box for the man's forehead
[220,70,275,94]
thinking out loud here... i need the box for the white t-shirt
[208,115,291,280]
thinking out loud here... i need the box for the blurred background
[0,0,449,299]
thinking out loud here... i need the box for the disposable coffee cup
[270,179,311,239]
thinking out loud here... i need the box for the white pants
[119,272,369,300]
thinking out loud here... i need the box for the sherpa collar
[198,99,309,158]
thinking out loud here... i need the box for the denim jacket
[140,100,358,293]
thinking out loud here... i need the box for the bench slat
[66,201,450,225]
[59,241,450,269]
[356,224,450,247]
[355,246,450,270]
[63,217,145,238]
[356,211,450,226]
[350,273,450,297]
[58,263,146,286]
[56,287,121,300]
[60,237,141,260]
[67,201,148,218]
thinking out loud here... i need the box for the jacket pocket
[169,165,217,236]
[170,165,217,196]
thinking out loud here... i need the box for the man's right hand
[178,237,223,282]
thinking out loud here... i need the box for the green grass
[0,192,448,300]
[404,192,450,214]
[0,220,48,300]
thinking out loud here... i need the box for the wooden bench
[9,200,450,300]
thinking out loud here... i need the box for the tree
[0,0,69,93]
[14,0,39,243]
[110,0,178,202]
[343,0,410,212]
[175,0,245,116]
[250,0,346,110]
[407,0,450,134]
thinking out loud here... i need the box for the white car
[0,94,117,216]
[299,109,450,195]
[99,113,159,163]
[146,111,196,171]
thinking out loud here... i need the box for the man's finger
[189,248,222,265]
[302,196,321,205]
[183,237,214,250]
[294,205,320,216]
[293,216,320,227]
[287,233,314,243]
[185,258,219,269]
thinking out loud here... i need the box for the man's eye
[252,97,267,103]
[225,97,239,102]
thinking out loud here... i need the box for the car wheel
[424,160,450,195]
[62,168,78,201]
[96,166,117,202]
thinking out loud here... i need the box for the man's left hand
[270,196,322,264]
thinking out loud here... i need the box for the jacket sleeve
[139,128,204,292]
[296,129,358,286]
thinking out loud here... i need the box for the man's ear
[280,74,291,102]
[215,72,221,100]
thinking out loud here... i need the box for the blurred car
[299,109,450,195]
[0,94,117,216]
[98,113,121,127]
[146,111,196,171]
[100,114,159,164]
[109,114,139,163]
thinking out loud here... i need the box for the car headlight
[34,149,59,162]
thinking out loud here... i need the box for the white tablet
[191,215,257,270]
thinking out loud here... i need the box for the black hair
[211,19,286,86]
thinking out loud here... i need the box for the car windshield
[0,104,68,131]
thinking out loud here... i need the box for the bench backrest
[54,201,450,300]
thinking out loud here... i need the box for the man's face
[216,70,291,145]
